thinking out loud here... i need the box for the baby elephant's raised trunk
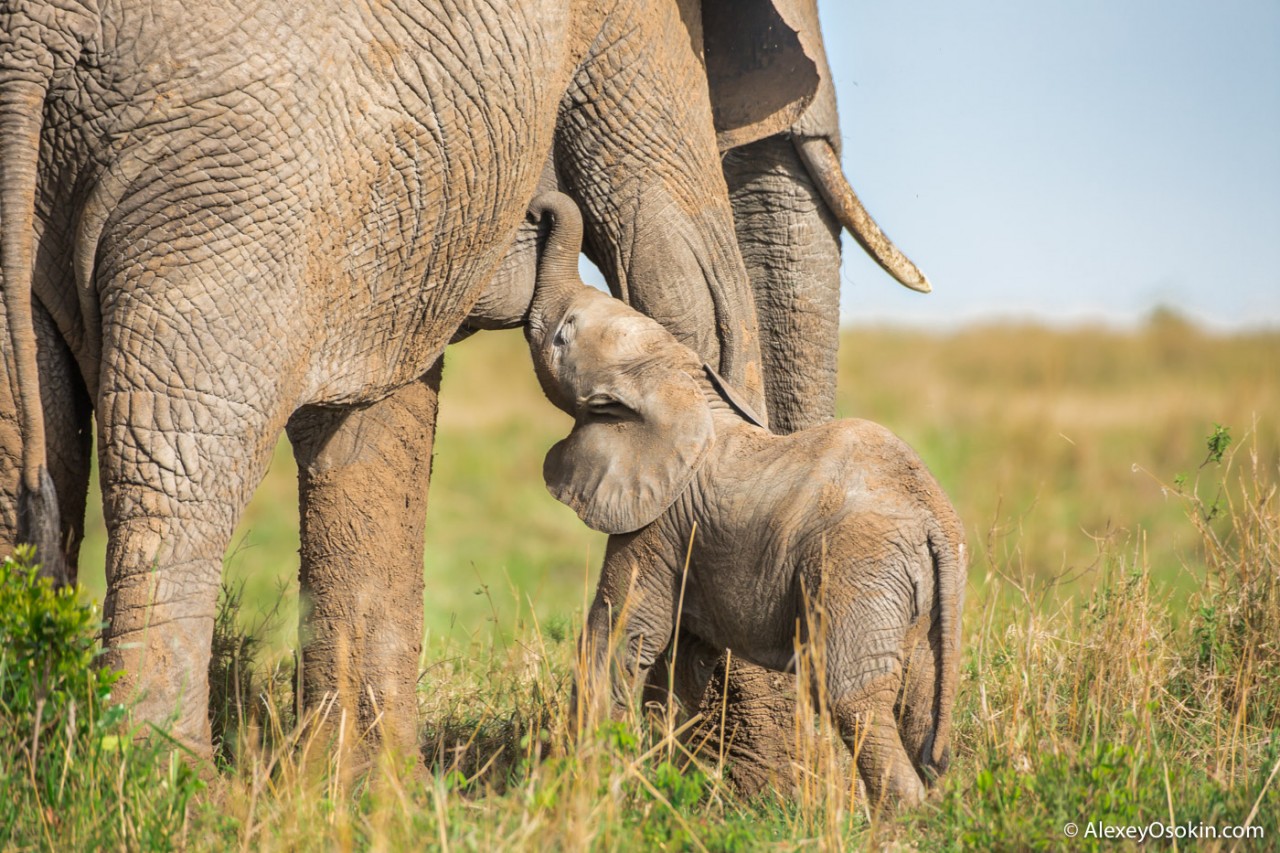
[525,192,585,349]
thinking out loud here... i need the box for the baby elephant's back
[853,418,957,521]
[783,414,962,635]
[798,418,964,568]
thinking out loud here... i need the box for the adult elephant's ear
[701,0,820,150]
[544,363,714,534]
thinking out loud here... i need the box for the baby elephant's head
[524,192,755,535]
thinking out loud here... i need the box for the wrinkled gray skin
[1,0,930,777]
[0,0,793,760]
[469,0,932,793]
[522,193,962,808]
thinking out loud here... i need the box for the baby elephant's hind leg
[898,625,946,783]
[823,598,927,808]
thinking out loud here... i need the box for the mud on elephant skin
[452,2,939,796]
[524,192,965,808]
[0,0,835,760]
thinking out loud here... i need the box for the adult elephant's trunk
[793,135,932,293]
[1,76,65,581]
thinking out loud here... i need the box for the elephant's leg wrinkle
[653,625,796,798]
[100,494,259,758]
[288,361,441,766]
[657,611,798,797]
[575,528,678,730]
[723,134,841,435]
[572,598,616,732]
[681,652,796,798]
[830,681,925,810]
[823,603,926,809]
[97,346,294,756]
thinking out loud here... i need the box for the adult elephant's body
[1,0,774,756]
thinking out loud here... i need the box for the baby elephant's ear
[544,362,714,534]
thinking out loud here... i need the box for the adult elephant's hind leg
[97,331,294,757]
[678,639,797,798]
[287,359,441,767]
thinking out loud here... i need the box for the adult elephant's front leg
[287,360,442,764]
[658,631,797,797]
[724,134,842,434]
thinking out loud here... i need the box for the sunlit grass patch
[0,549,204,849]
[24,321,1280,848]
[922,427,1279,850]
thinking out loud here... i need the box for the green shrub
[0,548,203,850]
[0,546,122,762]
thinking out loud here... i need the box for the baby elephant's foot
[833,698,926,811]
[869,756,927,809]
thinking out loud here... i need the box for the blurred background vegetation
[73,314,1280,652]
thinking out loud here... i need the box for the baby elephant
[522,192,965,807]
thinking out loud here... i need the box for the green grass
[76,322,1280,644]
[15,318,1280,849]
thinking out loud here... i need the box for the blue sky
[826,0,1280,328]
[577,2,1279,328]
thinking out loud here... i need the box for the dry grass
[12,316,1278,849]
[841,317,1280,600]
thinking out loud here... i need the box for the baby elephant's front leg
[574,527,679,734]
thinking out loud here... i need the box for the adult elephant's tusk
[793,135,932,293]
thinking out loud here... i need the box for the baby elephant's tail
[924,522,965,776]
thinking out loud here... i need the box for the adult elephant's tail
[1,76,64,581]
[925,521,964,775]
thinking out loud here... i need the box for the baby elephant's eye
[584,393,631,420]
[554,317,575,347]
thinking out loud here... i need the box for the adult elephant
[1,0,778,759]
[0,0,927,770]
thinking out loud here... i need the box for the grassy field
[77,313,1280,642]
[6,316,1280,849]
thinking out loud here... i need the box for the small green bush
[0,546,122,764]
[0,548,203,850]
